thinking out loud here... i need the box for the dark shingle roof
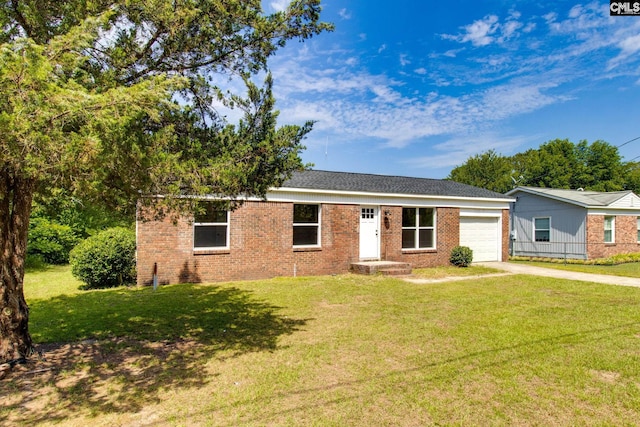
[281,170,511,200]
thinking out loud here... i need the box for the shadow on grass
[1,283,307,424]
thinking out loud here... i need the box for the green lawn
[511,260,640,278]
[4,268,640,425]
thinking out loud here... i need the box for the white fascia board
[460,209,504,217]
[587,208,640,216]
[266,187,513,210]
[148,189,513,210]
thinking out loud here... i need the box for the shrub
[27,217,80,264]
[70,227,136,289]
[450,245,473,267]
[25,253,48,270]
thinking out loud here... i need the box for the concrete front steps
[350,260,412,276]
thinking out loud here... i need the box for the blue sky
[262,1,640,178]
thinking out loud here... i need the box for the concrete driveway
[475,262,640,288]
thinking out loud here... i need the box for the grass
[23,265,83,300]
[4,268,640,425]
[511,260,640,278]
[412,264,503,279]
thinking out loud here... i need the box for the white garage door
[459,217,501,262]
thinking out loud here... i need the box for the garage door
[459,217,501,262]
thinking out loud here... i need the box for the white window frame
[293,204,321,247]
[604,216,615,244]
[637,217,640,243]
[193,205,230,251]
[402,207,436,250]
[533,217,551,242]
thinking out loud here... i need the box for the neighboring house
[506,186,640,260]
[137,170,513,285]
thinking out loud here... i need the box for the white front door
[359,206,380,259]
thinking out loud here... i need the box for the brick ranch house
[506,186,640,260]
[136,170,513,285]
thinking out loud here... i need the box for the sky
[259,1,640,179]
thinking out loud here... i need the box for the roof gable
[280,170,512,200]
[506,186,640,208]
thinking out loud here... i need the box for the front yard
[3,266,640,425]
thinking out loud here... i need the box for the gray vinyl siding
[511,192,588,259]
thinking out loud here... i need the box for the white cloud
[443,12,529,47]
[546,1,606,36]
[403,133,538,170]
[399,54,410,66]
[269,0,289,12]
[414,68,427,75]
[451,14,500,46]
[608,33,640,70]
[338,8,352,20]
[270,51,568,152]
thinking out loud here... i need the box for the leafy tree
[0,1,332,363]
[624,161,640,195]
[447,150,514,193]
[448,139,628,193]
[31,189,132,240]
[27,217,80,264]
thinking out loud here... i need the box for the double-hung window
[194,202,229,249]
[402,208,435,249]
[534,217,550,242]
[293,204,320,246]
[604,216,615,243]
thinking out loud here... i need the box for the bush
[70,227,136,289]
[450,245,473,267]
[25,253,48,270]
[27,217,80,264]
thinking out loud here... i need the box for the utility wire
[617,136,640,148]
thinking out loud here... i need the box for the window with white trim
[293,204,320,246]
[402,208,435,249]
[637,217,640,242]
[193,203,229,249]
[534,217,550,242]
[604,216,615,243]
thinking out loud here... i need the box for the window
[194,202,229,249]
[534,217,550,242]
[604,216,615,243]
[637,217,640,242]
[293,204,320,246]
[402,208,435,249]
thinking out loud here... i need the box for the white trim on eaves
[264,188,512,210]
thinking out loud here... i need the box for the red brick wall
[586,214,640,259]
[137,201,363,285]
[376,206,460,268]
[137,202,502,284]
[502,209,510,262]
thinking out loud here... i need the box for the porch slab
[350,261,412,276]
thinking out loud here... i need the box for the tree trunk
[0,170,35,364]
